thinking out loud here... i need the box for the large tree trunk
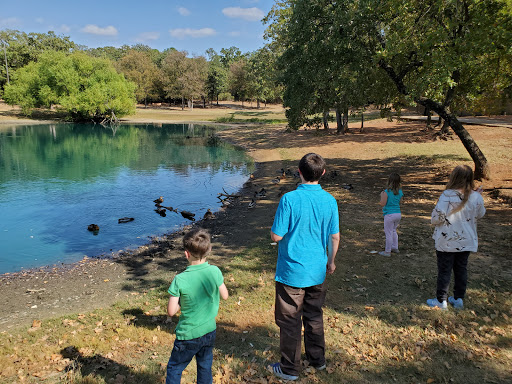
[417,97,490,180]
[335,108,343,134]
[360,113,364,133]
[323,110,329,130]
[257,99,261,109]
[342,106,349,134]
[378,59,489,179]
[425,106,432,129]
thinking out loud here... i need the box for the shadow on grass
[60,346,162,383]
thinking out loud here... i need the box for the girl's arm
[167,295,180,316]
[431,192,449,225]
[379,190,388,207]
[219,283,229,300]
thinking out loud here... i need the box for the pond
[0,123,254,274]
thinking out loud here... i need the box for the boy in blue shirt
[166,228,229,384]
[270,153,340,381]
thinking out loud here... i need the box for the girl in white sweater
[427,165,485,309]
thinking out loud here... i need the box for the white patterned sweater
[431,189,486,252]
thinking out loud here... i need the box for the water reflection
[0,123,253,273]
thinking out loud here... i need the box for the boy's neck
[189,258,207,266]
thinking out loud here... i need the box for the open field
[0,105,511,383]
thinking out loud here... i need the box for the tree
[228,59,251,106]
[161,50,207,109]
[368,0,512,179]
[247,47,283,107]
[116,50,161,107]
[4,51,136,122]
[220,46,242,68]
[205,49,228,105]
[266,0,394,132]
[265,0,512,178]
[0,29,75,92]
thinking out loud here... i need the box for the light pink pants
[384,213,401,252]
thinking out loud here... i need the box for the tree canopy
[264,0,512,179]
[4,51,136,122]
[0,29,75,91]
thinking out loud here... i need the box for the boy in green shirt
[166,228,229,384]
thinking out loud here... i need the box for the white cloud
[178,7,191,16]
[0,17,21,28]
[169,28,216,39]
[222,7,264,22]
[134,31,160,42]
[60,24,71,33]
[228,31,241,37]
[81,24,118,36]
[35,17,44,24]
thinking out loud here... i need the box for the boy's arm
[270,230,283,242]
[326,232,340,274]
[167,295,180,317]
[219,283,229,300]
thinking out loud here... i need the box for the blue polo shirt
[271,183,339,288]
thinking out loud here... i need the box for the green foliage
[4,51,136,121]
[267,0,397,130]
[161,50,208,107]
[116,50,162,105]
[0,29,75,90]
[205,49,228,103]
[247,46,283,105]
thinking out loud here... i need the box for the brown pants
[275,281,327,376]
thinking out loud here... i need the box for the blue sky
[1,0,276,55]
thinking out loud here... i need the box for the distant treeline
[0,29,282,120]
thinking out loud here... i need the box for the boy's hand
[327,262,336,274]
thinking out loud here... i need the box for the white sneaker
[426,298,447,309]
[270,363,298,381]
[391,248,400,254]
[378,251,391,257]
[448,296,463,309]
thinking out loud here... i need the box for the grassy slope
[0,105,511,384]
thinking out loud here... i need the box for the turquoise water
[0,123,253,274]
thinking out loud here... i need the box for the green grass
[214,112,287,125]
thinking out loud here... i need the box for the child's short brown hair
[299,153,326,182]
[183,228,211,259]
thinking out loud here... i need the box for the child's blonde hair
[183,228,211,260]
[445,165,475,214]
[387,173,401,195]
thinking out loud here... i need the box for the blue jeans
[166,330,216,384]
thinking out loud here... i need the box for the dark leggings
[436,250,470,302]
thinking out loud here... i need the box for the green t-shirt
[168,262,224,340]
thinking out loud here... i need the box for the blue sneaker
[448,296,464,309]
[270,363,298,381]
[426,298,447,310]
